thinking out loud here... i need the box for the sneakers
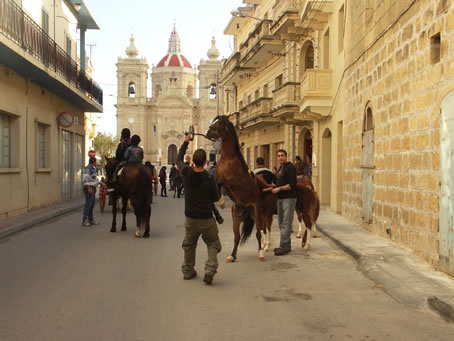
[183,270,197,280]
[203,273,214,285]
[82,221,99,226]
[81,221,91,227]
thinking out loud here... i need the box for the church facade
[116,26,222,165]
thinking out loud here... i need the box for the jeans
[83,186,96,223]
[277,197,297,251]
[182,217,222,276]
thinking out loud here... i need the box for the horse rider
[253,157,275,185]
[111,128,132,186]
[124,135,144,164]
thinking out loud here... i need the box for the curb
[0,202,84,240]
[317,223,454,324]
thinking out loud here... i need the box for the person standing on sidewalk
[82,157,100,226]
[263,149,297,256]
[177,133,221,285]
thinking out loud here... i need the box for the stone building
[222,0,345,211]
[343,0,454,273]
[221,0,454,274]
[116,26,222,165]
[0,0,102,217]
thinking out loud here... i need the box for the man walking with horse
[177,133,221,285]
[264,149,297,256]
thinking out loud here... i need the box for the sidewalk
[317,207,454,323]
[0,198,85,239]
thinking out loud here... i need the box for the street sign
[88,150,96,157]
[57,112,74,128]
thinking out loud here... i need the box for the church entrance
[168,144,177,164]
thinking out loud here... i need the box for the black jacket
[275,162,297,199]
[177,142,220,219]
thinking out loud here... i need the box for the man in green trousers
[177,133,221,285]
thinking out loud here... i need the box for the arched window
[363,107,374,131]
[128,82,136,97]
[153,125,156,136]
[299,41,314,80]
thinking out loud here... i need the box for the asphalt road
[1,194,453,340]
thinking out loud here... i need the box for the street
[1,195,453,341]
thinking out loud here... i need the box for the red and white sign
[57,112,74,128]
[88,150,96,158]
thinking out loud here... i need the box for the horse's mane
[217,115,249,173]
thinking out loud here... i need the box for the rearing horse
[206,115,265,261]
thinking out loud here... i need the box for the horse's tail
[137,166,152,226]
[240,206,255,244]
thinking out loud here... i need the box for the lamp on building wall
[74,3,81,11]
[231,10,272,24]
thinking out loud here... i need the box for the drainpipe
[79,25,86,74]
[292,123,296,162]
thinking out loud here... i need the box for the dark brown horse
[105,158,153,238]
[206,115,265,261]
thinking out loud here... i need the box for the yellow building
[0,0,102,218]
[222,0,345,211]
[222,0,454,274]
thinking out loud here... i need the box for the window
[431,33,441,64]
[36,122,50,168]
[275,74,283,89]
[263,84,268,97]
[239,100,244,108]
[255,89,259,100]
[338,5,344,52]
[65,35,72,57]
[153,125,156,136]
[186,84,193,98]
[41,8,49,35]
[324,28,330,68]
[0,113,11,168]
[248,95,251,104]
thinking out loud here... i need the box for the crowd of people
[82,127,314,285]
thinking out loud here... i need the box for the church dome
[156,25,192,68]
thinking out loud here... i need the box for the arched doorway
[361,106,374,224]
[297,128,313,159]
[440,91,454,275]
[168,144,177,164]
[321,128,332,205]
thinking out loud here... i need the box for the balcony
[271,82,300,118]
[270,0,302,37]
[0,0,102,112]
[238,97,278,129]
[220,51,255,86]
[299,69,332,119]
[239,20,283,68]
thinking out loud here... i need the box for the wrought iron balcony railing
[0,0,102,107]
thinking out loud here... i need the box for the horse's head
[206,115,230,141]
[104,157,118,187]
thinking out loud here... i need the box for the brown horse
[105,158,153,238]
[206,115,265,261]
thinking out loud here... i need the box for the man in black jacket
[263,149,297,256]
[177,133,221,285]
[253,157,275,185]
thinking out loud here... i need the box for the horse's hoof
[135,232,141,238]
[302,245,311,252]
[259,256,265,262]
[121,228,127,232]
[226,256,235,263]
[110,229,116,233]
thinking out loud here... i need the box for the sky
[84,0,242,136]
